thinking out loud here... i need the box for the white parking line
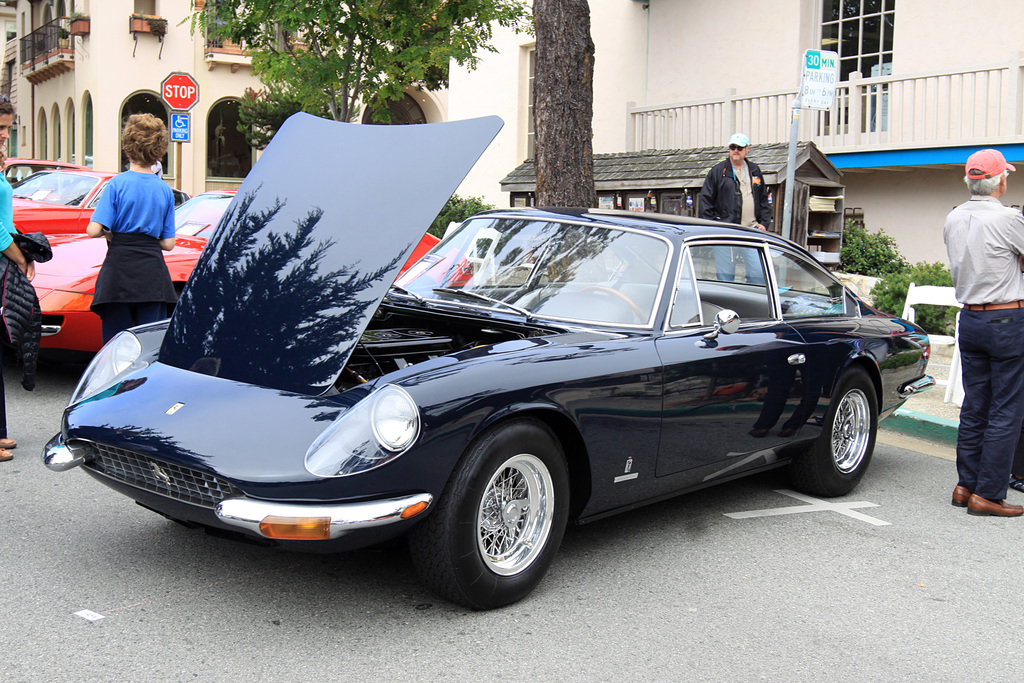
[724,489,891,526]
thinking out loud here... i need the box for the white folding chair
[901,282,962,404]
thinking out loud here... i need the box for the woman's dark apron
[90,231,177,315]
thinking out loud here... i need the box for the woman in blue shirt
[0,97,33,462]
[86,114,177,344]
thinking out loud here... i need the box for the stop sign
[161,72,199,111]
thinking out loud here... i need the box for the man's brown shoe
[966,494,1024,517]
[952,485,971,507]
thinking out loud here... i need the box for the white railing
[627,53,1024,154]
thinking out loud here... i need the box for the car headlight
[68,331,147,405]
[305,384,421,478]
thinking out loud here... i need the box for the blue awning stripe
[829,144,1024,169]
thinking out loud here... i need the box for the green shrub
[840,221,908,276]
[428,195,495,238]
[870,261,956,335]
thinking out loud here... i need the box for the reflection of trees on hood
[163,187,405,394]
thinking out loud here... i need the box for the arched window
[206,98,253,179]
[361,93,428,125]
[66,102,75,164]
[51,105,61,161]
[56,1,67,18]
[83,92,93,167]
[120,92,169,172]
[37,110,47,159]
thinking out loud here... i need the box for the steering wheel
[579,285,646,322]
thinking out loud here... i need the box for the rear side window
[771,248,847,318]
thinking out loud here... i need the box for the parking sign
[800,50,839,110]
[170,112,190,143]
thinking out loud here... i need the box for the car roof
[472,207,798,248]
[4,158,88,168]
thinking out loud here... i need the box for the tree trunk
[533,0,595,208]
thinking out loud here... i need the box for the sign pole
[782,49,838,243]
[175,142,182,191]
[161,73,199,194]
[781,96,801,242]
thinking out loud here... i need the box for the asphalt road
[1,362,1021,682]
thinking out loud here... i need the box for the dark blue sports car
[44,113,933,609]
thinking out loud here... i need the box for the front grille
[81,441,241,509]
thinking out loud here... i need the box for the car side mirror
[703,309,740,340]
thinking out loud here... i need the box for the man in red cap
[944,148,1024,516]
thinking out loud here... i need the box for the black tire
[408,418,570,610]
[789,368,877,497]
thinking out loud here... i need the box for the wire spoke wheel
[789,368,877,497]
[477,454,554,577]
[830,387,871,473]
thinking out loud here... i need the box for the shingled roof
[499,141,841,192]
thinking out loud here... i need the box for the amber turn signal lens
[259,516,331,540]
[401,501,429,519]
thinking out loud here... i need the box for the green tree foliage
[237,88,309,150]
[870,261,957,335]
[428,195,494,238]
[193,0,531,126]
[839,221,908,276]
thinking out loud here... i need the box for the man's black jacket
[698,158,772,228]
[1,232,52,390]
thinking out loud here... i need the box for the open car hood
[159,113,502,395]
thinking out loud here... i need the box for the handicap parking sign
[170,113,190,143]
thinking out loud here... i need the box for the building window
[5,21,15,43]
[361,93,427,125]
[207,98,253,179]
[120,92,169,172]
[52,106,61,161]
[83,93,93,168]
[821,0,894,81]
[37,110,47,160]
[67,105,75,164]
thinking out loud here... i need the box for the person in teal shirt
[0,96,33,462]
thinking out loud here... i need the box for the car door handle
[787,354,806,365]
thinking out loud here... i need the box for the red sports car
[12,169,190,236]
[34,190,439,357]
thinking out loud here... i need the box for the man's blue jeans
[956,307,1024,500]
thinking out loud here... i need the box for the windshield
[12,171,99,206]
[396,216,670,326]
[175,193,233,237]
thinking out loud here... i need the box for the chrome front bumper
[215,494,433,540]
[44,432,432,541]
[43,433,86,471]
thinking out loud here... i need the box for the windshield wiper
[432,287,533,319]
[387,284,426,304]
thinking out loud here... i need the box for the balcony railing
[627,52,1024,155]
[20,17,74,85]
[204,26,249,71]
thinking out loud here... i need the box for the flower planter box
[69,18,90,37]
[130,14,167,37]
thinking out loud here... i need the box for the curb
[881,408,959,447]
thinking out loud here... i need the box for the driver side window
[686,244,773,321]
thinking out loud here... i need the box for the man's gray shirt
[943,195,1024,305]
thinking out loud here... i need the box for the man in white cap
[699,133,772,282]
[944,148,1024,517]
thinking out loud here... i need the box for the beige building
[6,0,263,195]
[447,0,1024,265]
